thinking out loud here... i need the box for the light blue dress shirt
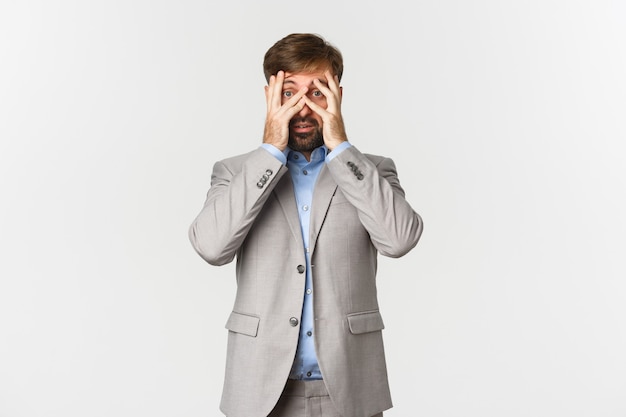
[261,141,351,380]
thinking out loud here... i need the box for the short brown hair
[263,33,344,82]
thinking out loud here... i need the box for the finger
[313,78,338,113]
[324,70,341,98]
[313,78,333,97]
[266,74,276,111]
[302,95,326,116]
[270,70,285,109]
[281,97,307,120]
[278,86,308,116]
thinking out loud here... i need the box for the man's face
[281,71,330,153]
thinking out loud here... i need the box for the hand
[303,70,348,151]
[262,70,308,151]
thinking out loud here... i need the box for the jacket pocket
[225,311,260,337]
[347,310,385,334]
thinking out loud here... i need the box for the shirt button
[307,331,312,337]
[294,155,299,159]
[297,265,305,273]
[306,288,312,295]
[303,169,308,175]
[306,371,312,377]
[302,205,309,211]
[289,317,299,327]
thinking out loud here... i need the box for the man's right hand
[262,70,308,151]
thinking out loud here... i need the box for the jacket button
[297,265,305,274]
[265,169,273,176]
[256,181,264,188]
[289,317,299,327]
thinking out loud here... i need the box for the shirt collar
[286,145,328,163]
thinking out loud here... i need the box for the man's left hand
[304,71,348,151]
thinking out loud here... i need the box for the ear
[339,86,343,98]
[264,85,269,99]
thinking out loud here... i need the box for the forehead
[283,71,330,87]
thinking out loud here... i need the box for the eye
[312,90,323,97]
[283,91,293,98]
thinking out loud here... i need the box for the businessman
[189,33,423,417]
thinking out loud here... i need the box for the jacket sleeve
[188,148,287,266]
[326,145,423,258]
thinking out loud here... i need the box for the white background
[1,1,625,416]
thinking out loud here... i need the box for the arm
[307,71,423,256]
[190,70,307,266]
[188,148,286,266]
[327,145,423,258]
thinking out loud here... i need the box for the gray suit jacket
[189,145,423,417]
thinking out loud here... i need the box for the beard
[288,117,324,153]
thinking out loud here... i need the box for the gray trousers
[267,379,383,417]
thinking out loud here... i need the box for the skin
[263,69,347,161]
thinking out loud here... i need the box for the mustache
[289,117,319,127]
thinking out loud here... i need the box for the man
[189,33,423,417]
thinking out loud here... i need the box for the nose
[298,103,311,117]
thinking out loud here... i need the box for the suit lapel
[273,173,305,248]
[309,165,338,254]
